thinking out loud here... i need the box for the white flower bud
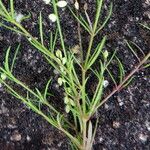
[42,0,51,4]
[103,50,109,59]
[57,77,63,86]
[64,96,69,104]
[57,1,67,8]
[62,57,67,64]
[65,105,70,113]
[103,80,109,88]
[55,49,62,59]
[74,1,79,10]
[48,14,57,22]
[1,73,7,80]
[15,13,24,23]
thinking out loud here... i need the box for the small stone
[0,104,9,114]
[104,103,109,109]
[117,96,124,106]
[99,137,103,142]
[145,121,150,131]
[10,131,22,141]
[26,135,31,141]
[138,133,148,142]
[113,121,120,128]
[7,124,17,129]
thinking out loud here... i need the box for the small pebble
[0,104,9,114]
[10,130,22,141]
[138,133,148,142]
[26,135,31,141]
[145,121,150,131]
[113,121,120,128]
[99,137,104,142]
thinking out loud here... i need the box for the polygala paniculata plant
[0,0,150,149]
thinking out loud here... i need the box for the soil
[0,0,150,150]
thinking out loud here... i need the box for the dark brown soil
[0,0,150,150]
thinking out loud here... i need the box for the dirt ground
[0,0,150,150]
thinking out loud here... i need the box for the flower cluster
[55,50,75,113]
[44,0,68,22]
[44,0,80,22]
[64,95,75,113]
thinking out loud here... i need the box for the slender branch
[94,52,150,112]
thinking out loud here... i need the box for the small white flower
[57,1,67,8]
[64,96,69,104]
[103,80,109,88]
[62,57,67,64]
[55,49,62,59]
[28,37,32,41]
[53,69,59,75]
[1,73,7,80]
[65,105,70,113]
[42,0,51,4]
[15,13,24,23]
[48,14,57,22]
[103,50,109,59]
[74,1,79,10]
[57,77,65,86]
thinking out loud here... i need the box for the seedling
[0,0,149,149]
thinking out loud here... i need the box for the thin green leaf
[106,68,117,86]
[139,23,150,30]
[0,1,11,17]
[126,40,140,62]
[10,0,14,18]
[143,63,150,69]
[44,79,52,100]
[115,56,125,83]
[86,36,106,69]
[0,23,25,35]
[11,44,20,72]
[122,76,134,88]
[95,3,113,35]
[4,46,11,72]
[68,6,91,34]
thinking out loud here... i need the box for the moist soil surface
[0,0,150,150]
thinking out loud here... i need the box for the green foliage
[0,0,149,150]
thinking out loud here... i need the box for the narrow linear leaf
[115,56,125,83]
[39,12,44,46]
[11,44,21,72]
[87,36,106,69]
[95,2,113,35]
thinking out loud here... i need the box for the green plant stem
[84,34,95,67]
[85,0,103,67]
[82,119,87,149]
[52,0,67,57]
[82,69,86,114]
[93,0,103,33]
[77,11,84,64]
